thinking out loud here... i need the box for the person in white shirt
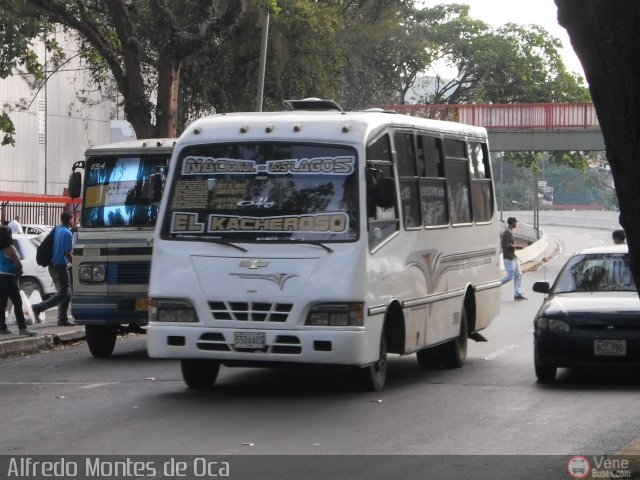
[7,215,23,234]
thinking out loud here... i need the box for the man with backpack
[32,211,75,326]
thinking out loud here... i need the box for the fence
[0,191,80,227]
[383,103,600,129]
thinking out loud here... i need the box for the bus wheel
[352,330,387,391]
[181,359,220,390]
[85,325,118,358]
[416,347,441,369]
[441,307,468,369]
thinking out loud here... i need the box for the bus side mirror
[149,173,164,202]
[68,171,82,199]
[375,177,396,209]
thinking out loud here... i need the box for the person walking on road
[8,215,23,234]
[500,217,526,300]
[32,211,75,326]
[0,226,37,335]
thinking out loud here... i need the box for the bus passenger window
[468,142,493,222]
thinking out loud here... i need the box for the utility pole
[256,11,270,112]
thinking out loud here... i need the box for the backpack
[36,227,57,267]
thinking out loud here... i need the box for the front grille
[106,262,151,285]
[208,301,293,323]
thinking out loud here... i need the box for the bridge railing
[384,103,599,129]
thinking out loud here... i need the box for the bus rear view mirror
[68,171,82,199]
[375,177,396,209]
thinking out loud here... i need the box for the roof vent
[282,98,343,112]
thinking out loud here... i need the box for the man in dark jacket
[500,217,526,300]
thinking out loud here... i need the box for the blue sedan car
[532,245,640,382]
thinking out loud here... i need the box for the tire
[85,325,118,358]
[440,306,469,369]
[19,277,44,298]
[535,362,557,383]
[181,359,220,390]
[353,328,388,391]
[416,347,441,369]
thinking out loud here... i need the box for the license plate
[135,298,149,312]
[594,339,627,356]
[234,332,266,349]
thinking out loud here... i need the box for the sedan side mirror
[532,281,550,294]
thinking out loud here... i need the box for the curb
[0,328,85,358]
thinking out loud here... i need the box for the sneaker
[19,328,37,336]
[57,320,76,326]
[0,328,13,335]
[514,294,528,300]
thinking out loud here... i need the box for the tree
[555,0,640,289]
[0,0,271,140]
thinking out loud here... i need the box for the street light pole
[256,11,270,112]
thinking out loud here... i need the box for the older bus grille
[106,262,151,285]
[207,301,293,322]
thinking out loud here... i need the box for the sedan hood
[539,292,640,326]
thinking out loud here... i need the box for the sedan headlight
[79,264,106,283]
[149,299,198,323]
[535,316,571,333]
[305,303,364,326]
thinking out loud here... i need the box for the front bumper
[147,325,376,367]
[71,295,149,326]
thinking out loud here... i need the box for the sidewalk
[0,318,85,358]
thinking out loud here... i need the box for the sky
[417,0,585,78]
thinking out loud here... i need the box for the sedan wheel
[535,362,557,383]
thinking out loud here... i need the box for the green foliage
[0,111,16,146]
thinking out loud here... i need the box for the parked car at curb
[12,233,56,298]
[532,244,640,382]
[22,224,53,235]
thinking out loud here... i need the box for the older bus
[69,139,174,357]
[146,100,501,390]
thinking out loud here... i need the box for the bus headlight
[79,264,106,283]
[149,299,198,323]
[305,303,364,326]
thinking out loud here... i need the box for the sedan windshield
[161,143,359,243]
[553,253,636,293]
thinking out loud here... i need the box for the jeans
[501,258,522,297]
[0,274,28,329]
[33,264,71,323]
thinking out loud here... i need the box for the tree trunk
[555,1,640,291]
[155,56,180,139]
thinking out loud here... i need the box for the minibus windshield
[162,143,359,242]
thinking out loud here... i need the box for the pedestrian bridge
[386,103,604,152]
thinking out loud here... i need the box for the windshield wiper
[305,241,334,253]
[173,234,248,252]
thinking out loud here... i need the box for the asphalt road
[1,224,639,478]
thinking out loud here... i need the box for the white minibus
[147,99,502,390]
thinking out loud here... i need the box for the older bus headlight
[306,303,364,326]
[79,264,106,283]
[149,299,198,323]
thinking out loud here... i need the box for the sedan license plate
[594,339,626,356]
[234,332,266,349]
